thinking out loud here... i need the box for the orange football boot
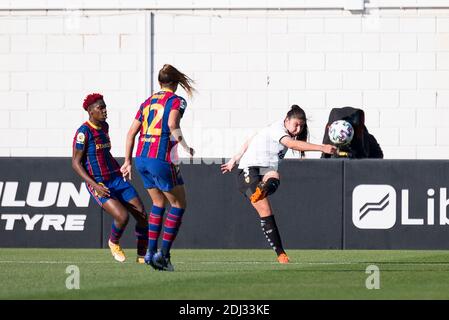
[250,185,267,203]
[277,253,290,264]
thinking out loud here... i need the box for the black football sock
[260,215,285,256]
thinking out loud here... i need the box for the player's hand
[322,144,337,155]
[94,183,110,198]
[221,159,235,174]
[120,162,132,181]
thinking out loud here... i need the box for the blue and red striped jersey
[73,121,121,182]
[135,90,187,163]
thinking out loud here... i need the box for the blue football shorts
[135,157,184,192]
[86,175,139,206]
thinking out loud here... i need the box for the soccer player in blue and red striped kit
[121,64,195,271]
[72,93,148,263]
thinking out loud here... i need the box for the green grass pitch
[1,249,449,299]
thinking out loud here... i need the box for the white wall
[0,10,147,157]
[1,0,449,159]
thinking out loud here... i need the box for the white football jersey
[238,120,290,170]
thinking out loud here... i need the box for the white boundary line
[1,260,449,266]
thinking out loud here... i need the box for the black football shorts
[237,167,263,200]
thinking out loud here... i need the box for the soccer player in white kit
[221,105,336,263]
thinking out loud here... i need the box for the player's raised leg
[250,170,280,203]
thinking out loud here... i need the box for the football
[328,120,354,145]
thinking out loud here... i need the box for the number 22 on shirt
[142,103,164,136]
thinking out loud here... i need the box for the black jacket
[321,107,383,159]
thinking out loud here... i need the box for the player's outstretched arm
[121,119,141,180]
[221,134,254,174]
[280,136,336,155]
[221,158,237,174]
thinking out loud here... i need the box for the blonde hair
[158,64,196,97]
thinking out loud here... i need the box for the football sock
[161,207,185,256]
[135,224,148,256]
[260,215,285,256]
[109,222,125,244]
[149,205,165,254]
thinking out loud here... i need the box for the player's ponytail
[158,64,196,97]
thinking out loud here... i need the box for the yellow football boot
[108,239,126,263]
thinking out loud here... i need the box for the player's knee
[137,212,147,225]
[171,199,186,210]
[133,205,146,222]
[264,178,280,196]
[134,201,145,214]
[116,213,129,227]
[151,198,165,208]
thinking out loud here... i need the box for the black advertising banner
[344,160,449,249]
[2,158,449,249]
[0,158,101,248]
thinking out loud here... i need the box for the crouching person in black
[321,107,383,159]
